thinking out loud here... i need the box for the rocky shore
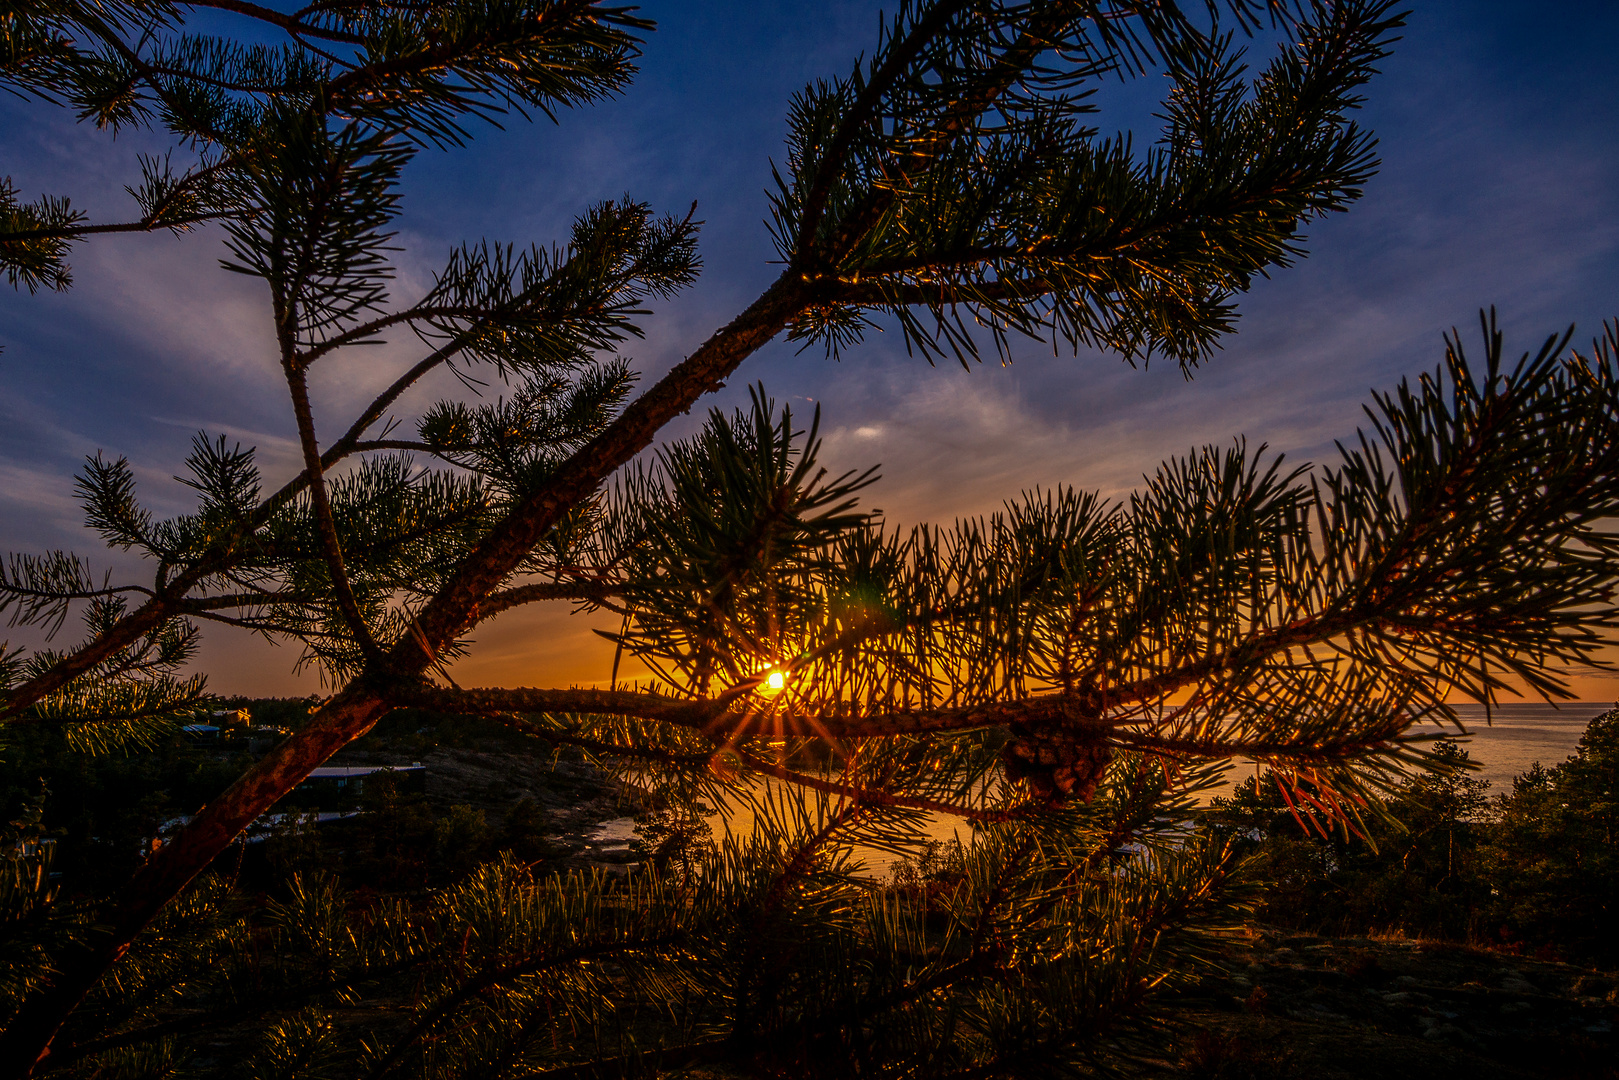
[330,742,645,870]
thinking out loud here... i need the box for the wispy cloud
[1,1,1614,696]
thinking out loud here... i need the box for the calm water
[1210,702,1609,802]
[597,702,1611,879]
[1441,701,1607,790]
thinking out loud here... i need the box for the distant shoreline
[1425,702,1607,790]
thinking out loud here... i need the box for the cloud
[0,461,86,545]
[446,602,625,691]
[2,1,1615,698]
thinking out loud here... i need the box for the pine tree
[1487,709,1619,963]
[4,1,1619,1076]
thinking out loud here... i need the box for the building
[290,763,427,808]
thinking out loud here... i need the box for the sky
[1,1,1617,701]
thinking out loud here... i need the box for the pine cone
[1000,723,1113,804]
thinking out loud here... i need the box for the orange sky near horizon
[192,592,1619,713]
[450,605,1619,708]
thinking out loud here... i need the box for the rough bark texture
[405,271,811,661]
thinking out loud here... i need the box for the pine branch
[183,0,368,46]
[397,269,813,667]
[495,712,716,768]
[0,590,197,723]
[281,361,386,666]
[477,578,625,619]
[365,938,681,1080]
[37,949,431,1069]
[526,1038,732,1079]
[731,747,1037,824]
[0,209,237,243]
[71,9,241,144]
[787,0,965,260]
[294,304,492,365]
[394,683,1125,740]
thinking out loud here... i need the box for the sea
[1421,701,1607,791]
[592,701,1611,879]
[1207,701,1609,803]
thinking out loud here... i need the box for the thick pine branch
[394,683,1122,740]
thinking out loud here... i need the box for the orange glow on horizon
[201,599,1619,710]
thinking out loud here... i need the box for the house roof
[304,764,425,779]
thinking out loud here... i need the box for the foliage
[631,797,716,884]
[1205,716,1619,966]
[0,718,255,893]
[1486,707,1619,963]
[1205,739,1494,942]
[3,0,1619,1077]
[7,764,1259,1079]
[0,785,80,1016]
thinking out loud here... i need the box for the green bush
[496,797,556,865]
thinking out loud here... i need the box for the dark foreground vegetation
[1208,710,1619,967]
[4,702,1615,1077]
[0,700,631,900]
[1166,931,1616,1080]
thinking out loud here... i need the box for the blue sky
[2,1,1617,697]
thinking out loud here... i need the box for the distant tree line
[1204,708,1619,966]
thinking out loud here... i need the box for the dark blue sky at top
[1,1,1616,695]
